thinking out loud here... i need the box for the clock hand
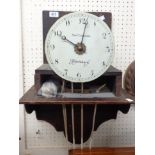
[61,35,76,46]
[81,18,88,44]
[62,35,86,55]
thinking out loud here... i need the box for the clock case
[35,11,122,96]
[21,11,134,144]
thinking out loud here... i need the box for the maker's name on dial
[69,59,90,67]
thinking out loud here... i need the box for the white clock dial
[45,12,114,83]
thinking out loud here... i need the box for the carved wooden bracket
[25,104,130,144]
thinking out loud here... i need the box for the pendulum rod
[81,82,84,93]
[62,105,68,142]
[81,83,84,149]
[61,79,65,93]
[89,104,97,149]
[81,104,83,149]
[61,80,68,145]
[71,82,75,148]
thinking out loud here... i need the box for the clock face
[45,12,114,83]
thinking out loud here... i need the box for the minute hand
[61,35,76,46]
[81,19,88,44]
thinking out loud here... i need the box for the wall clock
[45,12,114,83]
[19,11,134,146]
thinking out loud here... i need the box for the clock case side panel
[42,11,112,63]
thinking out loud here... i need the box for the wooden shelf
[19,86,134,105]
[19,85,134,143]
[69,147,135,155]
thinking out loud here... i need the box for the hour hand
[61,35,76,46]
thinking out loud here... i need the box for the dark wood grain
[114,75,122,96]
[69,147,135,155]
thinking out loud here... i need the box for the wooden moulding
[69,147,135,155]
[20,86,134,105]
